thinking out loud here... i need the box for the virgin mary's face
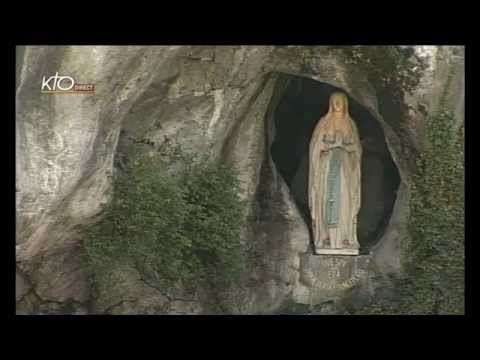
[332,95,344,113]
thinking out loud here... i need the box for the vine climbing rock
[16,45,464,314]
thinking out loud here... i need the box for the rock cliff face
[15,45,464,314]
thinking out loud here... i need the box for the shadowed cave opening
[270,75,401,251]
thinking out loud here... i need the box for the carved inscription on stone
[300,254,370,293]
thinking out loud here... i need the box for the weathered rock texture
[16,45,465,314]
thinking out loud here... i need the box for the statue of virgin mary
[308,92,362,255]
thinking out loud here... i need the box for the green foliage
[84,149,247,296]
[405,107,464,314]
[359,105,464,315]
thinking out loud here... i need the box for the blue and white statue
[309,92,362,255]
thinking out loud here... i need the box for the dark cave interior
[270,75,401,250]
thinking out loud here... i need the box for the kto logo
[41,72,95,94]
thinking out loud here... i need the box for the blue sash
[325,147,342,227]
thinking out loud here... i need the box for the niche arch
[268,74,401,251]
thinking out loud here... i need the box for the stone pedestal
[291,253,371,312]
